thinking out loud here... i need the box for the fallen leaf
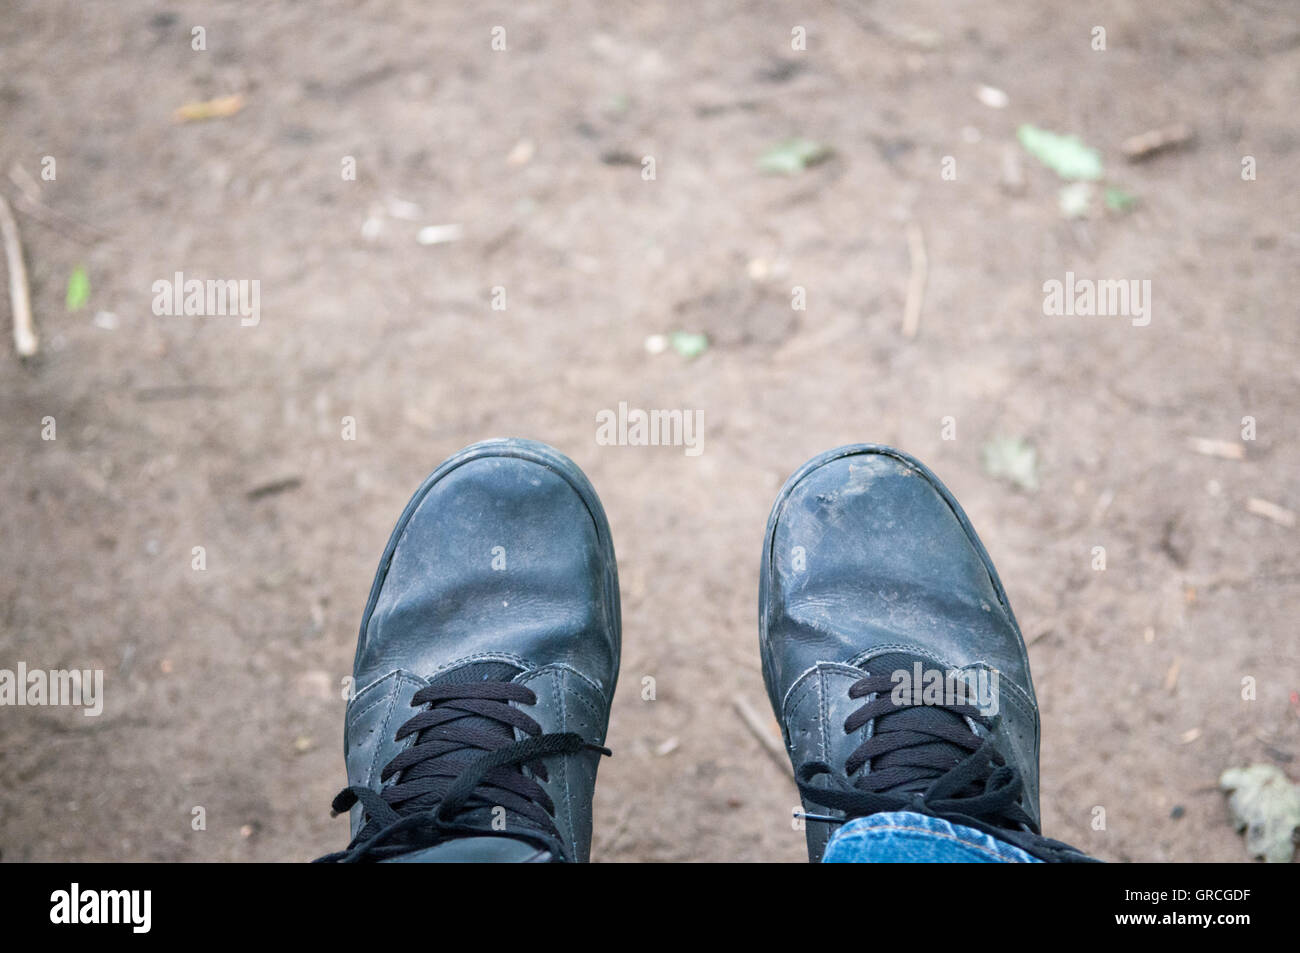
[758,138,832,175]
[1105,186,1137,213]
[1220,763,1300,863]
[1017,124,1103,181]
[669,331,709,359]
[981,436,1039,492]
[65,266,90,311]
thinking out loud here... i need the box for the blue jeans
[822,811,1043,863]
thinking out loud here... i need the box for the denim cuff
[821,810,1044,863]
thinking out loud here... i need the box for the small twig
[246,476,303,500]
[732,694,792,778]
[1164,657,1182,693]
[1246,497,1296,528]
[901,222,926,339]
[0,192,37,357]
[8,163,106,244]
[1186,436,1244,460]
[1122,124,1195,162]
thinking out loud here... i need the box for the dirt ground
[1,1,1297,863]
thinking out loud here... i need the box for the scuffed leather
[760,446,1041,862]
[342,440,620,861]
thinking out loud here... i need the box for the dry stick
[901,222,926,339]
[0,192,37,357]
[1186,436,1244,460]
[1122,124,1194,161]
[8,164,106,244]
[1246,497,1296,528]
[732,694,792,778]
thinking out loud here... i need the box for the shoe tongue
[856,652,975,795]
[403,660,529,824]
[421,660,525,741]
[426,660,525,685]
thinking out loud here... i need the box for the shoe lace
[797,672,1029,823]
[796,671,1094,862]
[315,679,609,862]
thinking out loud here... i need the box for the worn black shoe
[316,439,620,863]
[760,444,1091,862]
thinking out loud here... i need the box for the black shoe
[760,444,1091,862]
[317,439,620,863]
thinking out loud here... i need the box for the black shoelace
[796,671,1096,862]
[315,679,609,863]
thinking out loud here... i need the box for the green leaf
[1017,124,1103,181]
[1105,186,1137,213]
[66,266,90,312]
[981,436,1039,492]
[1220,764,1300,863]
[758,138,832,175]
[669,331,709,359]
